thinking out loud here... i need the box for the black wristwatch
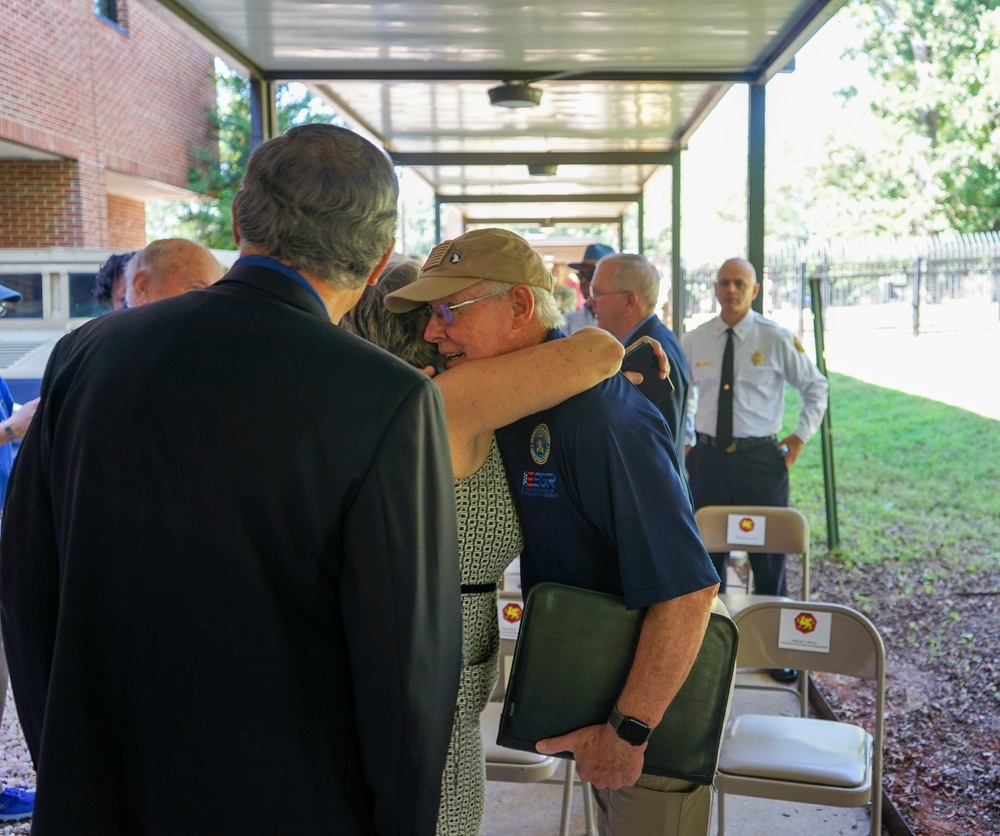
[607,704,653,746]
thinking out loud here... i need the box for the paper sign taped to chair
[497,599,524,641]
[778,609,832,653]
[726,513,767,546]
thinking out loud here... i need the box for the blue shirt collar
[233,255,326,309]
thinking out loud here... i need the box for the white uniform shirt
[563,303,597,335]
[681,310,828,447]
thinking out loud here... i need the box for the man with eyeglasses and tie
[682,257,828,682]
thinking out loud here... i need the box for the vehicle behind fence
[683,232,1000,336]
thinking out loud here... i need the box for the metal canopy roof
[149,0,845,227]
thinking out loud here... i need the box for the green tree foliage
[838,0,1000,234]
[169,64,347,249]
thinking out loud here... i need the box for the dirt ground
[805,558,1000,836]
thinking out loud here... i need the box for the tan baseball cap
[384,228,554,313]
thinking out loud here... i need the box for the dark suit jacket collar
[215,261,332,322]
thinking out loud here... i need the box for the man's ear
[132,269,151,298]
[366,240,396,286]
[509,284,535,327]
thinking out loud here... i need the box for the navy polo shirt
[496,331,717,611]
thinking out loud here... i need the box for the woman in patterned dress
[343,257,659,834]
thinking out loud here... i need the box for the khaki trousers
[594,775,713,836]
[593,595,729,836]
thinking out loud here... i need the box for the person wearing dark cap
[565,242,615,335]
[0,282,36,824]
[385,228,724,836]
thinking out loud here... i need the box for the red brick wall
[0,0,217,247]
[0,161,77,248]
[107,195,146,250]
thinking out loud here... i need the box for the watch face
[617,716,651,746]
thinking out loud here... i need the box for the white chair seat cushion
[718,714,871,788]
[480,701,551,764]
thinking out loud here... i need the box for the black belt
[697,432,776,453]
[461,583,497,595]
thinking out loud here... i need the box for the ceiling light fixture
[488,81,542,109]
[527,163,558,176]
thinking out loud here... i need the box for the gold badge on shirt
[751,349,764,366]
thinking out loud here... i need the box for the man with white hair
[589,252,690,462]
[124,237,224,307]
[386,228,721,836]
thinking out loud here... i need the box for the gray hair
[235,124,399,289]
[340,257,441,369]
[598,253,660,310]
[478,280,565,330]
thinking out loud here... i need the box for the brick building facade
[0,0,217,250]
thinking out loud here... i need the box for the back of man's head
[125,239,224,307]
[234,124,399,290]
[601,253,660,312]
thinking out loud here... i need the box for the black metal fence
[682,232,1000,335]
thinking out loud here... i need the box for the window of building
[95,0,128,30]
[0,275,43,319]
[95,0,117,23]
[69,273,107,318]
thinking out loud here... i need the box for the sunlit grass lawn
[783,372,1000,576]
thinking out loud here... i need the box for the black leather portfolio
[497,582,738,784]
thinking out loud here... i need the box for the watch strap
[608,704,653,746]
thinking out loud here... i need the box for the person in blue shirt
[0,282,38,823]
[385,229,723,836]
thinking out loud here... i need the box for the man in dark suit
[0,124,462,835]
[590,253,690,462]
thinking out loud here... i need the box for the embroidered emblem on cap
[530,423,551,465]
[449,251,463,264]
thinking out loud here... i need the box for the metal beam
[672,152,683,337]
[391,151,676,167]
[249,78,277,148]
[437,193,640,205]
[748,84,766,314]
[264,69,761,84]
[750,0,848,84]
[465,217,624,226]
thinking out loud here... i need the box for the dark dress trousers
[0,263,462,835]
[630,315,690,463]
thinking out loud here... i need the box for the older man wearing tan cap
[386,228,722,836]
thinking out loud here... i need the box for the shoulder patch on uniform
[530,423,551,465]
[793,336,805,352]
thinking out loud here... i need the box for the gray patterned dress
[436,435,524,836]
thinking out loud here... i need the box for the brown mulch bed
[804,556,1000,836]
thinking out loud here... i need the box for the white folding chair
[694,504,810,612]
[715,601,886,836]
[483,591,596,836]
